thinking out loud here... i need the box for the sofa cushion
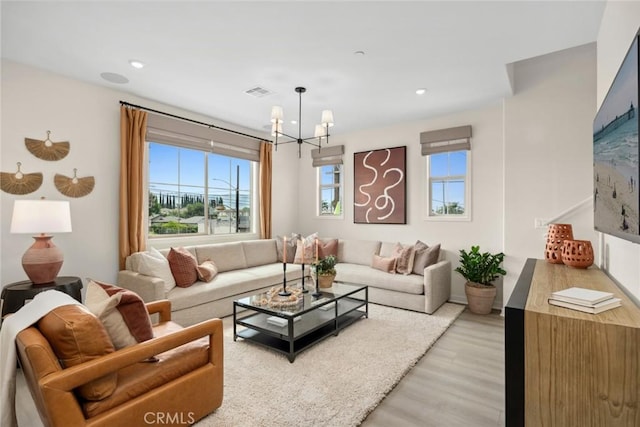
[413,241,441,275]
[127,248,177,293]
[85,280,155,347]
[318,238,339,258]
[197,260,219,282]
[392,243,415,275]
[38,304,117,401]
[336,263,424,295]
[338,240,382,265]
[243,239,278,267]
[85,281,136,349]
[167,247,199,287]
[167,263,304,312]
[294,233,318,264]
[275,235,296,263]
[196,242,247,272]
[371,255,396,273]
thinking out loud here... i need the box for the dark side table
[1,276,83,318]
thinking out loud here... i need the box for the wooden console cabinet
[505,259,640,426]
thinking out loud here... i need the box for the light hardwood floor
[361,309,505,427]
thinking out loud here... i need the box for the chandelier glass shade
[270,87,334,158]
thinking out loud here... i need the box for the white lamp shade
[270,106,284,123]
[314,124,327,138]
[10,200,72,234]
[321,110,334,127]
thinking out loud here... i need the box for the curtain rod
[119,100,267,142]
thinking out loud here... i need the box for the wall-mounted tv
[594,30,640,244]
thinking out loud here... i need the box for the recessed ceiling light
[291,120,297,125]
[129,60,144,69]
[416,88,427,95]
[100,72,129,84]
[354,50,365,56]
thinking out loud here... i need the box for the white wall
[503,43,598,305]
[295,42,597,308]
[295,104,505,306]
[1,62,121,286]
[597,1,640,299]
[0,39,599,309]
[0,61,281,289]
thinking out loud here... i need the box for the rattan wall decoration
[0,162,43,195]
[54,168,95,198]
[25,130,70,161]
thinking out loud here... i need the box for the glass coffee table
[233,282,368,362]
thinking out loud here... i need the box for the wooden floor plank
[362,308,505,427]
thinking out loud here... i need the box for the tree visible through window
[427,150,469,217]
[318,164,342,216]
[148,142,253,237]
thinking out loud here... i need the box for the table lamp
[10,199,72,284]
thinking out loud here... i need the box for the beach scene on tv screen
[594,36,639,237]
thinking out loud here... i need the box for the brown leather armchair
[15,300,223,427]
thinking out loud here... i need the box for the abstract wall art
[354,146,406,224]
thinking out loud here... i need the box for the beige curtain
[259,141,273,239]
[119,105,148,269]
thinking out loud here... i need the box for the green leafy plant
[455,246,506,286]
[313,255,337,276]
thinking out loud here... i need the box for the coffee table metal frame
[233,283,368,362]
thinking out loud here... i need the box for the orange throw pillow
[38,305,117,401]
[371,255,397,274]
[167,247,198,287]
[318,238,339,259]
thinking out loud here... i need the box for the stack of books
[548,287,621,314]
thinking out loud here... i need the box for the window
[426,150,470,219]
[318,164,343,216]
[148,142,254,238]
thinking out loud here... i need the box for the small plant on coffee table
[314,255,337,276]
[312,255,337,294]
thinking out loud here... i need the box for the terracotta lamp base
[22,235,64,284]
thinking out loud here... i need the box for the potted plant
[312,255,337,288]
[455,246,506,314]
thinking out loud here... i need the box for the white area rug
[196,302,465,427]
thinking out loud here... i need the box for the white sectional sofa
[117,238,451,326]
[335,239,451,315]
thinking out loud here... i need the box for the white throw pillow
[136,247,177,292]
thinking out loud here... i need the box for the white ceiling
[1,1,606,137]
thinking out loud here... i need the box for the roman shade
[311,145,345,167]
[420,125,472,155]
[146,113,261,161]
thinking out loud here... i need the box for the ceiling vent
[244,86,272,98]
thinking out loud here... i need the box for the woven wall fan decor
[0,162,43,195]
[54,168,95,198]
[25,130,70,161]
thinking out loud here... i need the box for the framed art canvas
[593,30,640,243]
[354,146,406,224]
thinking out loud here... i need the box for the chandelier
[270,87,334,158]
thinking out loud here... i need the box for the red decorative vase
[545,224,573,264]
[561,239,594,269]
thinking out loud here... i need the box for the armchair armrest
[423,260,452,314]
[40,318,223,393]
[146,299,172,322]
